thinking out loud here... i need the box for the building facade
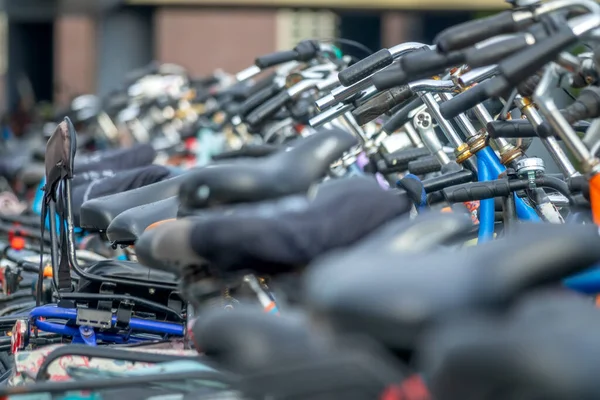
[2,1,504,110]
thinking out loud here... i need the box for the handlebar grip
[422,169,473,193]
[516,73,541,98]
[498,29,578,89]
[351,85,415,125]
[562,86,600,125]
[385,147,431,169]
[243,72,277,98]
[400,49,466,75]
[238,83,280,117]
[372,68,409,90]
[434,11,523,53]
[466,98,504,121]
[443,180,513,202]
[244,90,291,127]
[486,120,538,138]
[338,49,394,87]
[381,97,424,134]
[255,50,298,69]
[465,35,531,69]
[439,82,491,120]
[408,156,442,175]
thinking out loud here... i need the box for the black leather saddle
[194,308,406,400]
[178,128,359,210]
[137,176,411,276]
[106,196,179,244]
[74,143,156,174]
[17,163,45,187]
[304,222,600,355]
[192,307,326,372]
[101,130,356,242]
[73,165,172,228]
[79,171,191,232]
[420,291,600,400]
[210,143,281,161]
[78,259,177,292]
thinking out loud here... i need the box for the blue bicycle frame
[30,305,185,346]
[476,147,541,243]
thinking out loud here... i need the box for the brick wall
[54,16,97,106]
[49,7,413,105]
[154,7,278,76]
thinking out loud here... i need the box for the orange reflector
[145,219,177,232]
[10,237,25,251]
[43,266,53,278]
[590,174,600,226]
[441,207,452,213]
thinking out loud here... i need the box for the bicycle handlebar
[351,86,415,125]
[434,10,534,53]
[381,97,423,134]
[244,90,291,127]
[255,40,320,69]
[439,82,492,120]
[408,156,442,175]
[399,48,465,76]
[465,34,534,69]
[338,49,394,87]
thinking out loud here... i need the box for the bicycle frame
[476,146,541,243]
[30,305,184,346]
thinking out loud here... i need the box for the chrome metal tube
[459,66,498,87]
[420,92,464,147]
[534,65,595,171]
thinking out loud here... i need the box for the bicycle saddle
[178,127,358,209]
[192,307,326,373]
[74,165,171,228]
[139,176,410,275]
[325,211,475,257]
[78,260,177,297]
[79,170,192,231]
[210,143,281,160]
[420,292,600,400]
[106,196,179,244]
[74,143,156,174]
[17,163,45,187]
[305,223,600,354]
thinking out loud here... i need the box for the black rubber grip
[465,35,531,69]
[516,73,542,98]
[498,29,578,88]
[562,86,600,125]
[439,82,492,120]
[443,180,515,202]
[434,11,524,53]
[408,156,442,175]
[255,50,298,69]
[243,72,277,98]
[244,90,291,127]
[238,83,280,117]
[338,49,393,87]
[465,98,504,121]
[487,120,537,138]
[400,49,466,75]
[384,147,431,169]
[381,97,424,134]
[423,169,473,193]
[351,85,415,125]
[371,68,409,90]
[569,175,590,200]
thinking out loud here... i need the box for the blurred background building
[0,0,507,112]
